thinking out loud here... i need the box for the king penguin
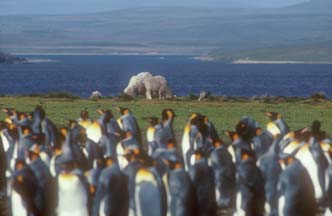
[92,154,129,216]
[181,113,211,170]
[122,147,145,216]
[10,159,44,216]
[55,131,91,216]
[208,139,236,211]
[189,149,217,216]
[277,150,316,216]
[308,120,329,206]
[257,135,282,216]
[162,154,198,216]
[117,107,143,150]
[134,167,166,216]
[235,149,265,216]
[160,108,176,147]
[252,127,274,159]
[31,106,59,149]
[27,143,55,216]
[145,117,160,155]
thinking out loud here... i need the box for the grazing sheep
[123,72,173,100]
[142,75,173,100]
[123,72,153,97]
[198,91,210,101]
[89,91,103,100]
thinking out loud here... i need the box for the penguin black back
[167,168,198,216]
[257,136,282,216]
[189,152,217,216]
[209,142,236,210]
[93,161,129,216]
[236,150,265,216]
[278,157,316,216]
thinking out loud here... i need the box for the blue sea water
[0,55,331,98]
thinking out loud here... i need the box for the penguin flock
[0,106,331,216]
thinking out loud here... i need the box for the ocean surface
[0,55,331,98]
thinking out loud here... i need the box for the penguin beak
[98,109,107,115]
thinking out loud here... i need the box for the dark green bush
[26,92,80,99]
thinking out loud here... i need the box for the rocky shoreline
[0,52,27,64]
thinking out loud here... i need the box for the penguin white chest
[297,149,323,199]
[11,190,27,216]
[57,174,89,216]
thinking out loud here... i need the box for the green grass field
[1,97,332,142]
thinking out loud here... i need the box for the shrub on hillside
[311,91,326,101]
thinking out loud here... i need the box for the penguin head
[27,144,41,161]
[123,147,140,162]
[167,138,177,149]
[0,120,9,130]
[18,112,27,121]
[213,138,224,148]
[2,107,16,117]
[59,160,76,173]
[144,117,159,126]
[190,114,209,136]
[165,154,182,170]
[80,108,89,120]
[278,153,295,168]
[311,120,321,134]
[21,125,32,136]
[310,120,326,140]
[162,108,175,121]
[286,128,310,143]
[7,124,19,140]
[190,113,205,126]
[266,112,281,121]
[124,130,133,139]
[33,106,46,120]
[236,117,258,142]
[31,133,46,145]
[240,149,255,162]
[225,131,239,142]
[98,109,114,124]
[69,120,87,144]
[194,148,205,162]
[117,106,130,115]
[255,128,263,136]
[188,113,199,121]
[14,159,26,171]
[104,157,114,167]
[27,112,33,120]
[57,146,77,172]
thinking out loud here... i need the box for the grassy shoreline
[1,97,332,140]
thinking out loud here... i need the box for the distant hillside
[0,52,27,64]
[0,6,331,59]
[212,42,332,62]
[287,0,332,13]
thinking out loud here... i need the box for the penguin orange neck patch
[242,153,249,161]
